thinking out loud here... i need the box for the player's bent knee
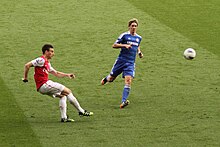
[61,87,72,96]
[125,80,131,85]
[125,76,132,85]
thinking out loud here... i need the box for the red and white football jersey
[31,56,56,90]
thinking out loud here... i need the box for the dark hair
[42,44,53,54]
[128,18,138,27]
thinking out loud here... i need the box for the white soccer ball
[183,48,196,60]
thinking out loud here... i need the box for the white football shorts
[38,80,65,98]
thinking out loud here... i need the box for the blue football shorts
[110,59,135,78]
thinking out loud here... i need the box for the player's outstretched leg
[66,93,94,117]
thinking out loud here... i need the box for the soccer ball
[183,48,196,60]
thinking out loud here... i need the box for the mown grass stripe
[0,77,41,147]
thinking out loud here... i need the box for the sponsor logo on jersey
[127,41,139,46]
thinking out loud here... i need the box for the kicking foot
[101,78,107,85]
[79,110,94,116]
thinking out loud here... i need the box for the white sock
[66,93,84,113]
[59,96,67,119]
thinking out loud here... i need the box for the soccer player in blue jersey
[101,18,143,109]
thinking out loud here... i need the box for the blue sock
[122,85,131,102]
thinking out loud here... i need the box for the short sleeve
[31,57,45,67]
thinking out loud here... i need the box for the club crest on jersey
[136,38,139,42]
[43,68,49,74]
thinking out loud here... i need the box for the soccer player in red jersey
[23,44,93,122]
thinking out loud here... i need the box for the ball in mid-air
[183,48,196,60]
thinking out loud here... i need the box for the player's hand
[22,78,28,83]
[68,74,75,79]
[125,44,132,49]
[138,52,144,58]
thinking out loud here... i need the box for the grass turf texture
[0,0,220,146]
[0,77,41,146]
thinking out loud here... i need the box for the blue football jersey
[114,31,142,63]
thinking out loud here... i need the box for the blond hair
[128,18,138,27]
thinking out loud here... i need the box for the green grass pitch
[0,0,219,146]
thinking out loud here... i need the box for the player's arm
[137,46,143,58]
[112,43,132,49]
[112,33,132,49]
[50,69,75,79]
[23,61,33,82]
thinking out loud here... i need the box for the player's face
[46,48,55,59]
[129,22,138,35]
